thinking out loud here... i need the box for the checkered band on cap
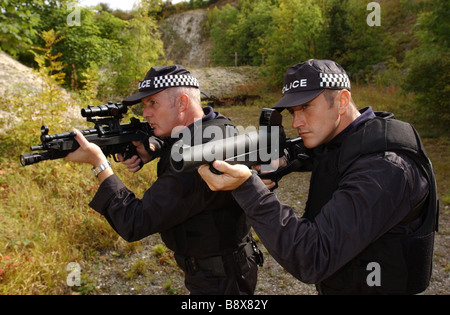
[153,75,199,89]
[320,73,351,90]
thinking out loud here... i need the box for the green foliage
[80,66,100,104]
[0,0,41,55]
[1,0,164,100]
[98,0,165,100]
[209,0,279,67]
[58,8,126,89]
[262,0,325,86]
[402,0,450,134]
[30,30,66,87]
[343,0,394,77]
[189,0,219,9]
[208,0,394,86]
[235,0,279,66]
[0,82,158,294]
[209,4,239,66]
[206,0,448,135]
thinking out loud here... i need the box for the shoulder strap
[338,118,420,174]
[202,114,235,129]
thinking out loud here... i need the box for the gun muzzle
[20,152,51,166]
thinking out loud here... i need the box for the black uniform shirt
[89,108,249,258]
[231,107,429,284]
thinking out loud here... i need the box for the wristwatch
[91,161,112,177]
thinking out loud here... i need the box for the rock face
[159,8,261,101]
[160,9,211,68]
[190,67,259,100]
[0,51,80,134]
[0,51,47,95]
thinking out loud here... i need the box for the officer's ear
[337,90,351,115]
[177,93,189,113]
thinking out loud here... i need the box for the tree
[58,8,126,90]
[209,4,240,66]
[0,0,41,55]
[261,0,325,87]
[333,0,394,79]
[235,0,278,66]
[30,30,66,87]
[209,0,278,66]
[321,0,352,63]
[29,29,68,111]
[3,0,164,99]
[403,0,450,133]
[97,0,165,99]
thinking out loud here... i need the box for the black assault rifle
[170,108,307,186]
[20,102,153,167]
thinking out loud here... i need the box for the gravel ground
[85,170,449,295]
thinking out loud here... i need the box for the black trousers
[184,255,258,295]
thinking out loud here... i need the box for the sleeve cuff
[232,174,269,212]
[89,174,126,214]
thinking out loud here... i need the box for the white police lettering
[282,79,307,94]
[139,80,152,90]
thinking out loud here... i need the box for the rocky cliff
[160,9,211,68]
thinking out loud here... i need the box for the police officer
[199,59,439,295]
[67,65,261,295]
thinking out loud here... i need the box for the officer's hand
[117,141,144,173]
[117,153,142,173]
[117,140,152,173]
[252,157,287,190]
[198,161,252,191]
[66,129,107,167]
[118,137,165,173]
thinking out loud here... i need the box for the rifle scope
[81,102,128,118]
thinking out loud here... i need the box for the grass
[0,88,158,294]
[0,83,448,294]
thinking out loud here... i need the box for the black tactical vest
[157,114,251,258]
[305,113,439,294]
